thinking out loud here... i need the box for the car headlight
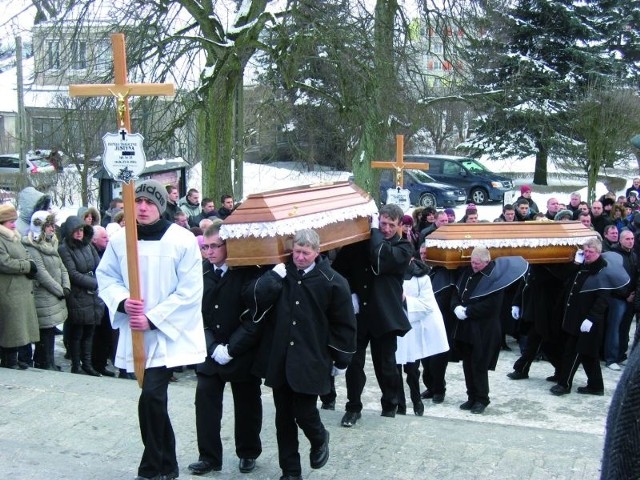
[445,191,455,196]
[491,181,502,188]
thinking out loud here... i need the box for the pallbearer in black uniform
[451,247,527,414]
[188,224,263,476]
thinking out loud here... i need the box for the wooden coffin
[424,221,599,269]
[220,181,377,266]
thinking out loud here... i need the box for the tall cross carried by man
[69,33,175,387]
[371,135,429,188]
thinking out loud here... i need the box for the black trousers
[420,351,448,395]
[92,310,113,370]
[513,326,562,376]
[557,334,603,390]
[138,366,177,478]
[457,341,490,406]
[272,382,325,477]
[345,331,398,412]
[397,361,421,409]
[194,373,262,467]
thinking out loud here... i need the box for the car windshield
[29,158,50,168]
[460,159,489,173]
[408,169,437,184]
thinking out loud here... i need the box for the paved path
[0,338,618,480]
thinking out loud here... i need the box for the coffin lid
[424,221,599,250]
[220,181,377,240]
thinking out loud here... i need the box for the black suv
[404,154,513,204]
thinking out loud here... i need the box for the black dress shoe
[413,401,424,416]
[550,384,571,396]
[310,430,329,469]
[341,411,361,427]
[420,389,434,399]
[576,386,604,396]
[507,371,529,380]
[432,394,445,404]
[396,405,407,415]
[380,408,396,418]
[188,460,221,475]
[96,367,116,377]
[459,399,475,410]
[320,400,335,410]
[239,457,256,473]
[470,401,488,414]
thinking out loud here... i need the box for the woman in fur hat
[0,204,39,369]
[22,211,70,370]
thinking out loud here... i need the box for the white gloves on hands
[351,293,360,315]
[331,365,347,376]
[575,250,585,264]
[511,306,520,320]
[370,212,380,229]
[212,344,233,365]
[454,305,467,320]
[580,319,593,333]
[272,263,287,278]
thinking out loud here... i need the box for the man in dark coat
[188,224,263,476]
[507,264,568,381]
[451,248,527,414]
[550,239,630,396]
[248,229,356,480]
[590,201,613,236]
[333,203,413,426]
[217,194,236,220]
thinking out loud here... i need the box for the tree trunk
[351,0,399,202]
[532,139,548,185]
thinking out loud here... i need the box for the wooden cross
[69,33,175,388]
[371,135,429,188]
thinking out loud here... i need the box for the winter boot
[1,348,24,370]
[81,338,101,377]
[38,329,58,371]
[70,339,82,374]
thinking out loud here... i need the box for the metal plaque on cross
[102,128,147,182]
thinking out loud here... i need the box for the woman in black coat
[58,216,104,376]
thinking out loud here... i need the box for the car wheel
[470,188,488,205]
[419,193,436,208]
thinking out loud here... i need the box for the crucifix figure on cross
[371,134,429,188]
[69,33,174,387]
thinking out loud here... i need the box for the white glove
[370,212,380,229]
[351,293,360,315]
[574,250,585,264]
[212,344,233,365]
[511,306,520,320]
[454,305,467,320]
[272,263,287,278]
[331,365,347,376]
[580,319,593,333]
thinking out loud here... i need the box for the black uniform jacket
[196,262,262,382]
[248,256,356,396]
[332,229,413,338]
[561,254,629,356]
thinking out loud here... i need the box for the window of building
[46,41,60,70]
[72,41,87,70]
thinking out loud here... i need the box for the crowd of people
[1,179,639,480]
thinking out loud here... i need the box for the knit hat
[134,180,167,214]
[629,190,638,198]
[520,185,532,194]
[30,210,55,237]
[0,204,18,224]
[401,215,414,226]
